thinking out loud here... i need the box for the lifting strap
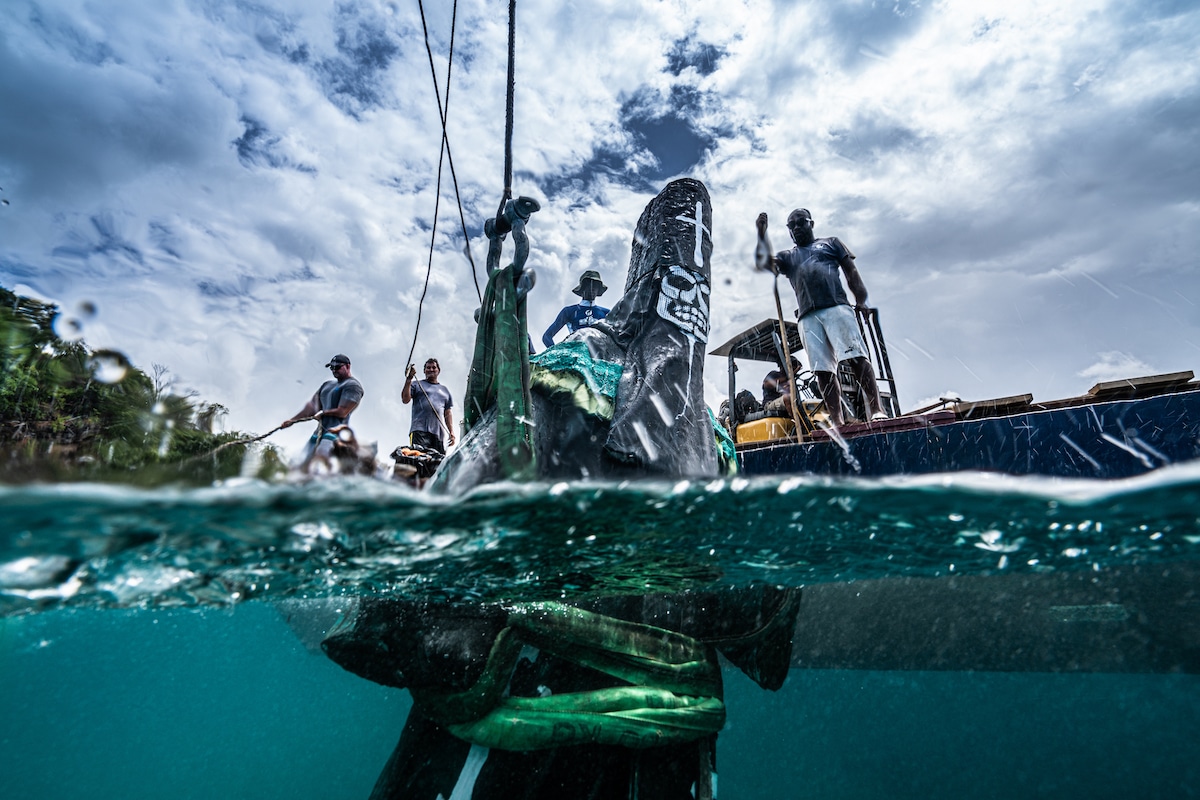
[409,601,726,751]
[462,197,540,481]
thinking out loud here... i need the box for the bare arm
[840,255,870,308]
[542,310,567,348]
[444,407,456,446]
[325,398,360,421]
[281,392,321,428]
[763,371,786,397]
[401,364,415,404]
[755,212,778,274]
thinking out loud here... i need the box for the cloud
[0,0,1198,455]
[1078,352,1157,383]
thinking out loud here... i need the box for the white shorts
[799,305,868,373]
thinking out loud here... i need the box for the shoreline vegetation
[1,285,284,485]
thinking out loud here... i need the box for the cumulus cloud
[1,0,1198,456]
[1078,352,1157,384]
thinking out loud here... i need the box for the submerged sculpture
[323,587,800,799]
[431,178,723,493]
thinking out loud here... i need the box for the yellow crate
[736,416,796,443]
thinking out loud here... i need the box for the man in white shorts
[756,208,885,426]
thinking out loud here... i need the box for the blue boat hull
[740,389,1200,479]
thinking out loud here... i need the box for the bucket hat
[572,269,608,296]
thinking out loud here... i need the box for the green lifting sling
[409,601,726,751]
[462,197,540,482]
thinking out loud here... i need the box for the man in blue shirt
[757,209,885,426]
[541,269,610,348]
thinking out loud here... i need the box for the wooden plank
[954,393,1034,419]
[800,410,957,443]
[1088,371,1194,398]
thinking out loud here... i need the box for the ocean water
[3,466,1200,798]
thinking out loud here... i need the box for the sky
[2,0,1198,460]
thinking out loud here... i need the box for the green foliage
[0,285,282,485]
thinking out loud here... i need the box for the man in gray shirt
[282,353,365,470]
[757,209,885,426]
[402,357,455,453]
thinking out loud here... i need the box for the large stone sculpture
[431,178,720,493]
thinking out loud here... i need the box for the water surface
[3,467,1199,798]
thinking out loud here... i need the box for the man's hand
[755,212,776,274]
[280,419,294,429]
[405,364,416,381]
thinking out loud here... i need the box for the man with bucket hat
[281,353,365,470]
[541,269,611,348]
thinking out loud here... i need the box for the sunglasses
[788,219,813,228]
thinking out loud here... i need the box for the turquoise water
[3,468,1200,797]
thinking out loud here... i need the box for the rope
[772,278,814,440]
[441,0,481,301]
[495,0,517,219]
[410,374,453,443]
[420,0,479,299]
[757,213,813,440]
[180,415,317,464]
[408,0,480,372]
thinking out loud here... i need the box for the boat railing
[854,306,902,417]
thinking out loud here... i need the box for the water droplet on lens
[52,314,85,341]
[87,350,129,383]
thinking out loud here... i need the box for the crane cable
[406,0,480,374]
[404,0,520,445]
[496,0,517,219]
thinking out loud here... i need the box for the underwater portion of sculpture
[323,586,800,799]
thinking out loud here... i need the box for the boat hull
[740,389,1200,479]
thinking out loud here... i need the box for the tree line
[0,285,283,483]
